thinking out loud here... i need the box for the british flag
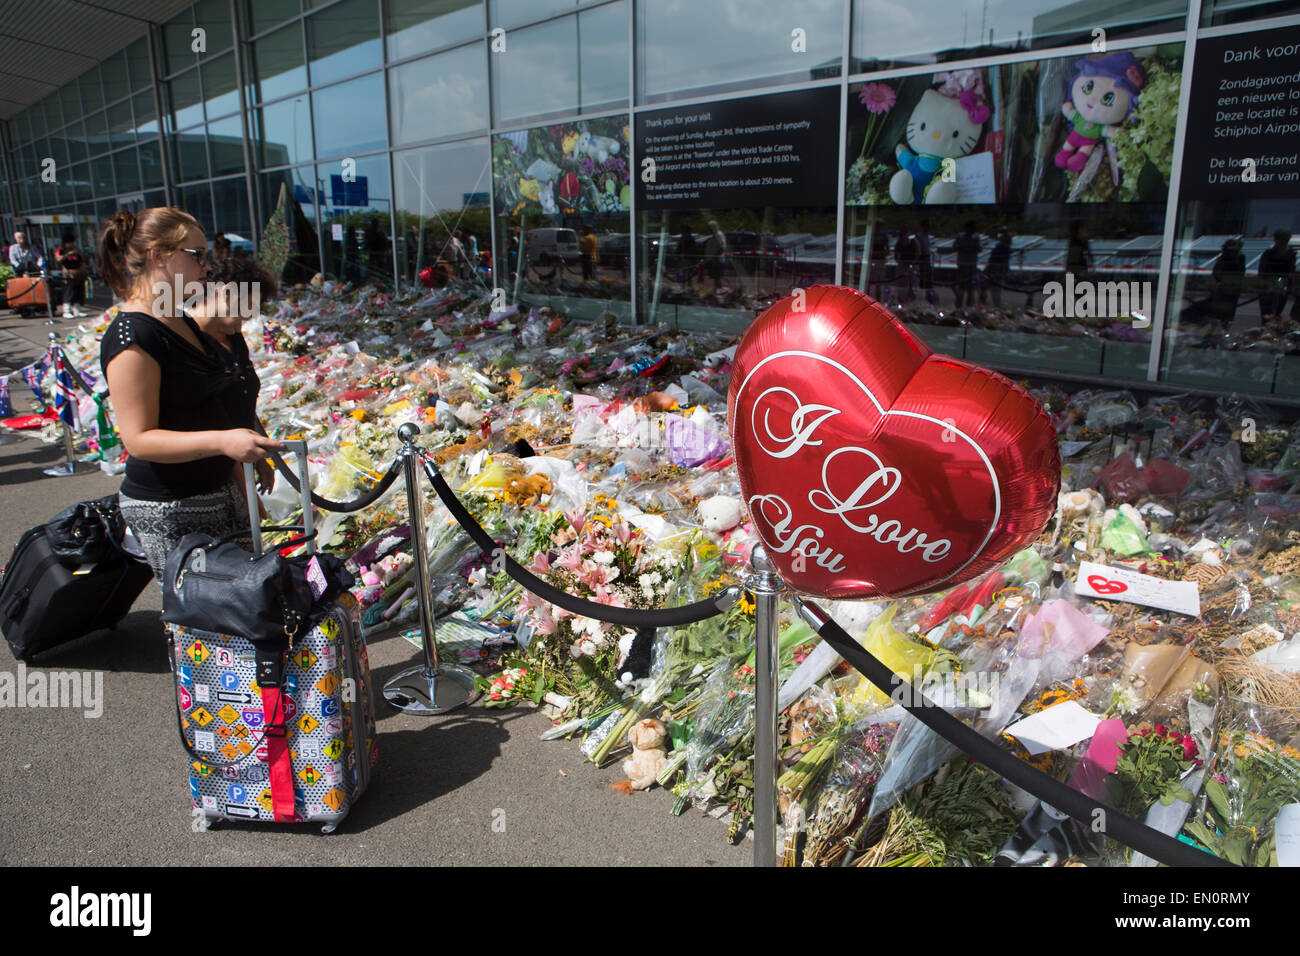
[20,351,51,401]
[0,376,12,417]
[53,352,79,429]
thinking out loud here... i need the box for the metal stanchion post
[42,337,95,477]
[746,544,783,867]
[383,422,479,715]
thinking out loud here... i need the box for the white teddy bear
[575,132,621,164]
[698,495,743,534]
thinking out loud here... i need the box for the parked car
[525,227,581,266]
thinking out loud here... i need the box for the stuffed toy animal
[1054,52,1144,173]
[698,495,744,534]
[504,473,553,507]
[575,131,621,164]
[889,70,989,205]
[622,718,669,790]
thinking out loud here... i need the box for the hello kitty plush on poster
[1054,52,1144,173]
[889,70,990,205]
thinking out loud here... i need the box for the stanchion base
[42,460,98,477]
[383,663,479,715]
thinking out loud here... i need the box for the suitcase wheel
[320,822,339,835]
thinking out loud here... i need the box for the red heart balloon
[727,286,1060,600]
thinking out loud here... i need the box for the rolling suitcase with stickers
[166,448,378,833]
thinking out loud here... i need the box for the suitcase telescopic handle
[243,439,313,557]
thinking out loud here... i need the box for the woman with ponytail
[98,207,284,585]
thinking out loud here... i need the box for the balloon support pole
[42,340,95,477]
[747,544,783,867]
[382,424,479,715]
[42,418,95,477]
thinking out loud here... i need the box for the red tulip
[558,171,580,205]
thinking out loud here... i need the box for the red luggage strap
[256,650,296,823]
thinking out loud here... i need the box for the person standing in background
[950,221,982,310]
[54,232,90,318]
[1259,229,1295,321]
[985,231,1012,309]
[579,225,598,281]
[917,218,936,304]
[1208,237,1246,327]
[9,230,45,275]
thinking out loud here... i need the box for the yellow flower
[520,178,541,200]
[1281,746,1300,760]
[561,131,579,154]
[738,592,755,615]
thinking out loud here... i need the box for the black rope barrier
[265,450,402,513]
[419,453,733,628]
[797,601,1231,868]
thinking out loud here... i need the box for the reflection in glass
[389,43,488,146]
[250,23,308,104]
[133,92,158,135]
[195,0,235,53]
[203,54,241,119]
[211,177,254,239]
[308,0,383,87]
[84,111,109,155]
[90,154,115,197]
[491,17,578,124]
[163,9,197,76]
[392,138,492,292]
[492,0,576,26]
[140,141,165,189]
[114,147,142,193]
[850,0,1187,72]
[173,130,211,183]
[59,84,82,128]
[637,0,840,103]
[385,0,483,62]
[315,154,394,285]
[493,117,632,313]
[126,38,152,92]
[107,100,135,149]
[1163,198,1300,396]
[208,115,246,176]
[258,96,314,167]
[180,183,215,234]
[102,51,132,104]
[580,1,629,111]
[841,205,1161,381]
[639,207,835,332]
[169,70,205,131]
[1202,0,1300,26]
[249,0,303,37]
[313,72,387,158]
[260,168,323,283]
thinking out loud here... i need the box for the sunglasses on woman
[178,247,207,264]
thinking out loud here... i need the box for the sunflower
[738,591,756,615]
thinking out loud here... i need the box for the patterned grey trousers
[118,479,255,589]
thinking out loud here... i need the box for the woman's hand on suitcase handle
[222,428,285,463]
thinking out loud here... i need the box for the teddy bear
[575,131,621,164]
[1054,52,1144,173]
[698,495,744,535]
[622,718,669,790]
[504,473,553,507]
[889,70,989,205]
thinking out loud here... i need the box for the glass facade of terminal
[3,0,1300,394]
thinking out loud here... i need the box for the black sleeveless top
[99,311,261,501]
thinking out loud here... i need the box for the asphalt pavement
[0,303,749,867]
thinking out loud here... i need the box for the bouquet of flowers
[1183,703,1300,866]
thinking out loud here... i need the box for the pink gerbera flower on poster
[858,82,896,114]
